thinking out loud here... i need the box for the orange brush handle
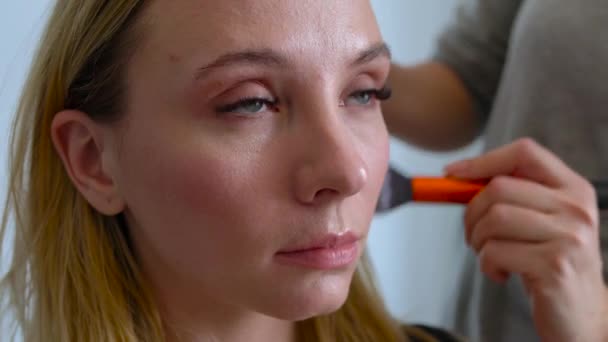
[411,177,486,203]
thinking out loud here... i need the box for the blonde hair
[1,1,421,341]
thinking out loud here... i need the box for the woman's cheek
[162,153,254,222]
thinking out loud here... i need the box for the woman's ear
[51,110,126,215]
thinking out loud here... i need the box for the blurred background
[0,0,482,336]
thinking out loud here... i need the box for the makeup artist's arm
[382,0,524,151]
[382,62,479,151]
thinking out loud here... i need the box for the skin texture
[52,1,390,341]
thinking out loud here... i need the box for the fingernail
[445,160,471,175]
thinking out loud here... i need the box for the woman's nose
[293,107,369,206]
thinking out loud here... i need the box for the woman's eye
[343,87,392,107]
[234,99,267,113]
[216,98,278,115]
[350,90,374,105]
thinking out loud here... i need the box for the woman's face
[111,0,390,320]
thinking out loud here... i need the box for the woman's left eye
[343,87,392,107]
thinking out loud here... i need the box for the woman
[382,1,608,341]
[0,1,605,341]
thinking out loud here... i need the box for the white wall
[0,2,52,260]
[0,0,481,337]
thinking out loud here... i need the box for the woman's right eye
[216,97,279,115]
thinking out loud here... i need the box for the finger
[470,204,561,252]
[464,176,563,242]
[445,138,577,188]
[479,240,546,284]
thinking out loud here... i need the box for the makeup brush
[376,166,608,213]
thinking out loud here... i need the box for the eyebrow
[352,42,392,66]
[195,42,392,80]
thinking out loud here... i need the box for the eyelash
[215,85,392,115]
[215,97,279,114]
[344,86,392,106]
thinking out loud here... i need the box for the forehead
[140,0,383,67]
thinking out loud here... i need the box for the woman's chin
[255,273,353,321]
[269,296,349,322]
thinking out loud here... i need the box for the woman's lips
[275,232,360,270]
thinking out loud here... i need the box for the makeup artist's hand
[445,138,608,342]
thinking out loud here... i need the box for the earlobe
[50,110,126,216]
